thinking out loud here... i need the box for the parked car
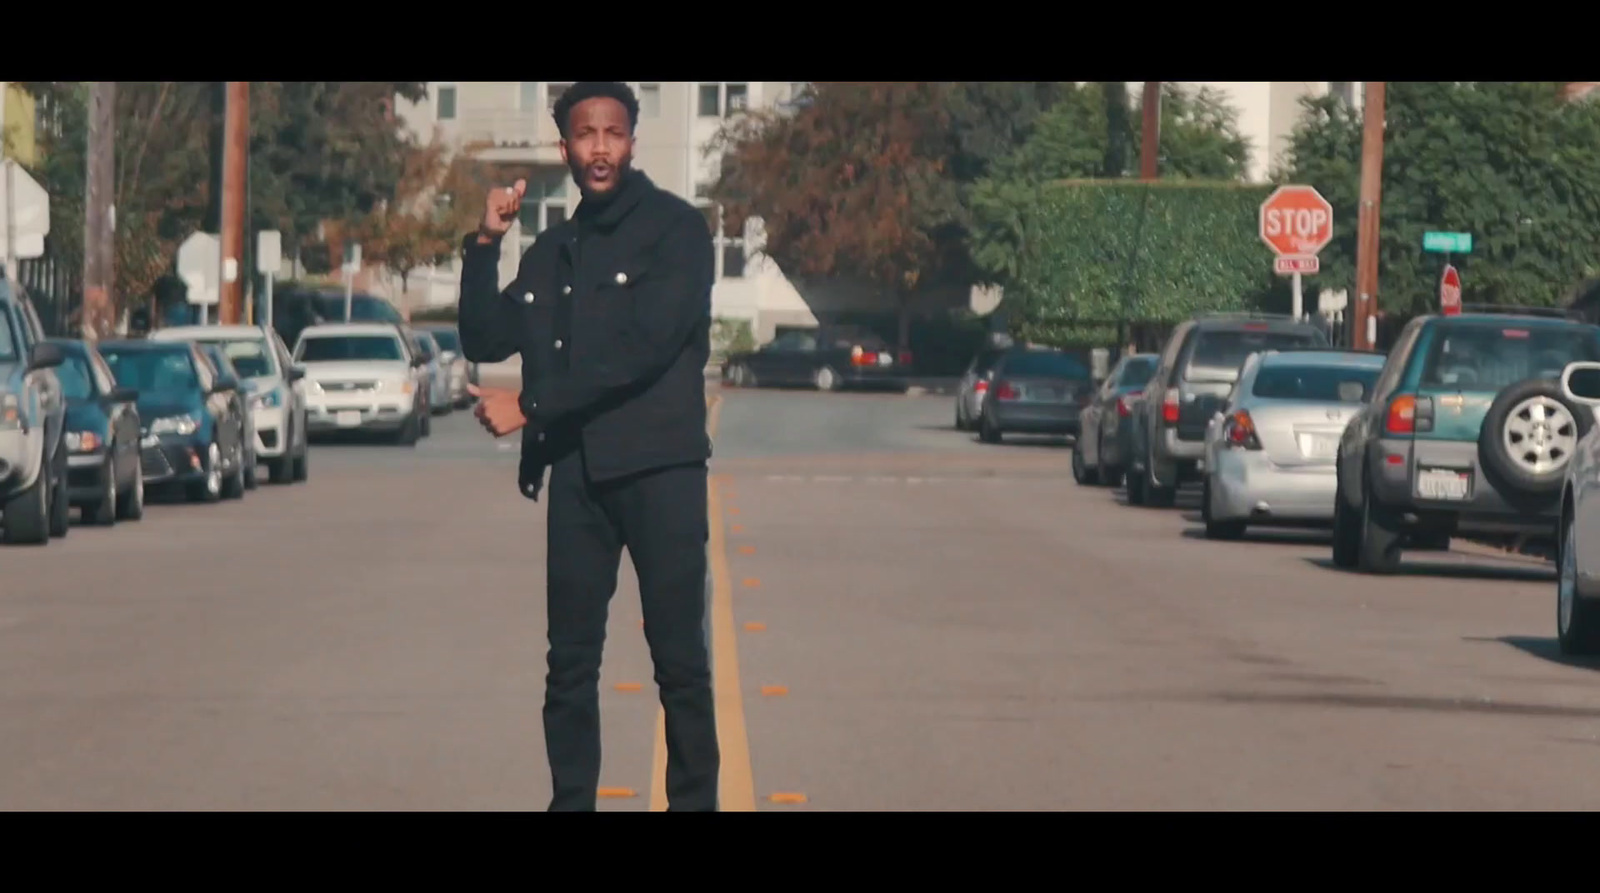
[954,337,1012,432]
[975,346,1094,443]
[420,324,473,408]
[1198,348,1386,539]
[409,329,454,416]
[1332,308,1600,574]
[98,338,252,503]
[196,343,260,490]
[723,325,910,392]
[270,288,404,349]
[1553,361,1600,653]
[293,323,429,445]
[0,281,69,544]
[1072,352,1158,486]
[148,324,309,485]
[1126,313,1330,507]
[49,338,144,525]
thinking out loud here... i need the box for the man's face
[559,97,634,196]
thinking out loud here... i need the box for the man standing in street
[457,81,720,811]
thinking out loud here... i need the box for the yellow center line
[650,392,754,811]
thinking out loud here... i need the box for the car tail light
[850,347,879,366]
[1386,394,1416,435]
[898,349,913,366]
[1222,409,1261,450]
[995,381,1021,401]
[1161,389,1180,424]
[973,379,989,395]
[1117,390,1142,417]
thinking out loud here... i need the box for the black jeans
[542,447,720,811]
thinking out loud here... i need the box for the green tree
[1277,82,1600,315]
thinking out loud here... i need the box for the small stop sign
[1440,264,1461,316]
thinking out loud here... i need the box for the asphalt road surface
[3,381,1599,810]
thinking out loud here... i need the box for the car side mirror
[107,386,138,404]
[1562,362,1600,404]
[212,375,238,393]
[411,355,427,367]
[286,365,306,382]
[27,341,64,371]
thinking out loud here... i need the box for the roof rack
[1454,303,1584,320]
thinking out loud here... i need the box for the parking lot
[6,381,1600,810]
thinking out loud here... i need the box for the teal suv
[1332,308,1600,573]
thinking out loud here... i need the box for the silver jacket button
[523,292,535,303]
[554,339,563,349]
[615,272,628,284]
[562,285,572,294]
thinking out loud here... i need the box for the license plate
[1417,466,1471,501]
[1032,387,1060,401]
[336,410,362,428]
[1301,433,1339,459]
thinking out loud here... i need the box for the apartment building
[1153,82,1360,183]
[392,81,827,340]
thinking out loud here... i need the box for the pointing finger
[513,178,527,198]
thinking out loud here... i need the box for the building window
[639,83,661,118]
[725,83,748,116]
[693,201,746,280]
[1329,82,1354,106]
[722,243,746,278]
[547,83,572,114]
[698,84,721,117]
[517,169,572,246]
[436,85,456,121]
[519,82,539,111]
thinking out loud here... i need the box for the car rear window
[1252,363,1381,403]
[1184,327,1324,382]
[1002,350,1090,378]
[1419,322,1600,391]
[1117,356,1156,386]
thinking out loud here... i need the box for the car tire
[1201,476,1245,539]
[1331,469,1361,568]
[1479,377,1591,505]
[89,456,117,526]
[1125,460,1147,505]
[979,412,1002,444]
[117,459,144,521]
[1142,448,1176,508]
[1071,436,1098,485]
[2,466,50,545]
[1357,471,1402,574]
[1558,505,1600,655]
[1097,432,1122,488]
[48,451,70,538]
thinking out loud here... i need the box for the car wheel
[1357,471,1401,574]
[1071,436,1098,485]
[117,458,144,521]
[1201,476,1245,539]
[1,465,50,545]
[90,456,117,526]
[1479,377,1591,506]
[814,366,839,392]
[1331,469,1360,568]
[189,441,223,502]
[1558,506,1600,654]
[48,452,70,538]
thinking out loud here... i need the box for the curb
[1449,537,1553,566]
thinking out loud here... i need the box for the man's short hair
[551,82,640,139]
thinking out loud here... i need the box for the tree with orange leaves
[707,82,968,347]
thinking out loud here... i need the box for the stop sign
[1259,185,1334,257]
[1440,264,1461,316]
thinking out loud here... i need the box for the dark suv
[1126,313,1330,506]
[1332,308,1600,573]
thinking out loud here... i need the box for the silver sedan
[1199,348,1387,539]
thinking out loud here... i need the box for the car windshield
[1117,356,1156,387]
[101,348,198,393]
[1186,328,1322,382]
[196,338,275,378]
[297,335,404,362]
[0,311,17,363]
[430,328,461,352]
[1003,350,1090,378]
[1252,363,1382,403]
[55,352,97,400]
[1420,322,1600,390]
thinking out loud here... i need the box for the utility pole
[1140,81,1161,181]
[82,81,116,341]
[219,81,249,325]
[1352,82,1386,351]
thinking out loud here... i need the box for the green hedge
[1003,179,1280,346]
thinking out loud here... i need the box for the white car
[149,324,310,484]
[1552,360,1600,654]
[292,323,428,445]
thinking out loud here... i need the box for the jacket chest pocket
[583,258,650,335]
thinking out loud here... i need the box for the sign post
[342,242,361,321]
[257,230,282,331]
[1439,264,1462,316]
[1259,184,1334,321]
[177,232,221,325]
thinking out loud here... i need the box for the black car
[98,339,250,503]
[722,325,910,392]
[48,339,144,525]
[976,347,1095,443]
